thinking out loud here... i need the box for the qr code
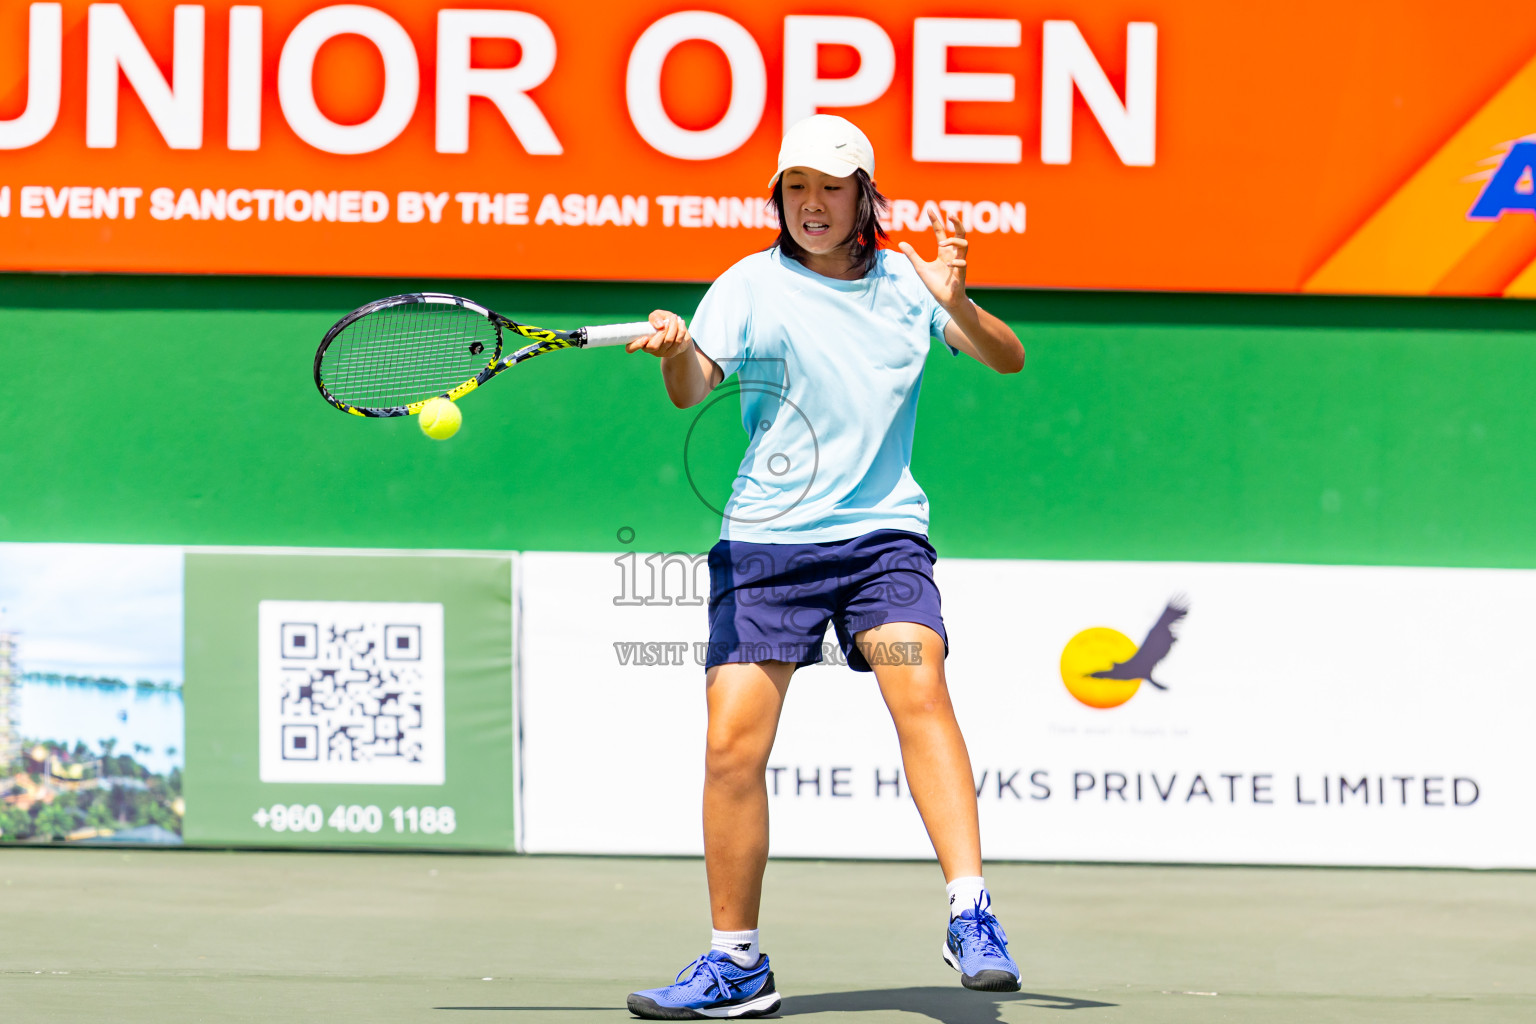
[257,601,445,785]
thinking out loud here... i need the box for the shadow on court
[436,986,1117,1020]
[779,987,1117,1019]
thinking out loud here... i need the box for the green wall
[1,273,1533,568]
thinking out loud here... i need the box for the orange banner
[3,1,1536,293]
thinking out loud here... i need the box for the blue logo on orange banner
[1468,140,1536,220]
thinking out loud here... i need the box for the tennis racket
[314,292,654,417]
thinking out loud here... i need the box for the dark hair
[770,169,889,278]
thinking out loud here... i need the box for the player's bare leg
[859,621,1016,991]
[858,622,983,881]
[703,659,795,930]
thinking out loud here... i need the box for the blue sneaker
[943,895,1021,992]
[627,950,781,1019]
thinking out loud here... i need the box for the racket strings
[320,303,500,409]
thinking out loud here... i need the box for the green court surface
[2,850,1531,1022]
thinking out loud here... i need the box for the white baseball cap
[770,115,875,188]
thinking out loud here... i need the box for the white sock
[711,928,760,968]
[946,876,987,919]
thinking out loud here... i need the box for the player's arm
[627,309,723,409]
[899,212,1025,375]
[941,302,1023,374]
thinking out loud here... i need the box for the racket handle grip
[579,321,657,348]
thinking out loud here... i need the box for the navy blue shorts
[704,530,948,673]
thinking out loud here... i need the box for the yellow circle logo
[1060,627,1141,708]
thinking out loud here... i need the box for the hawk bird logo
[1059,596,1190,708]
[1088,596,1189,691]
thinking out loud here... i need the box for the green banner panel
[2,276,1534,568]
[183,551,515,850]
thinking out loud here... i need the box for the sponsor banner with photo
[4,1,1536,294]
[1,542,517,850]
[0,543,186,845]
[519,552,1535,868]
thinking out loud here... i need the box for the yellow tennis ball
[419,397,462,440]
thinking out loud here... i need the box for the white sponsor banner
[519,553,1535,867]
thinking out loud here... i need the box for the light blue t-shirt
[690,248,955,543]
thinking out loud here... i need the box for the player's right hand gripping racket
[314,292,655,417]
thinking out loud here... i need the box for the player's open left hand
[628,310,694,359]
[898,210,968,310]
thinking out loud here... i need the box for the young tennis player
[624,115,1025,1019]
